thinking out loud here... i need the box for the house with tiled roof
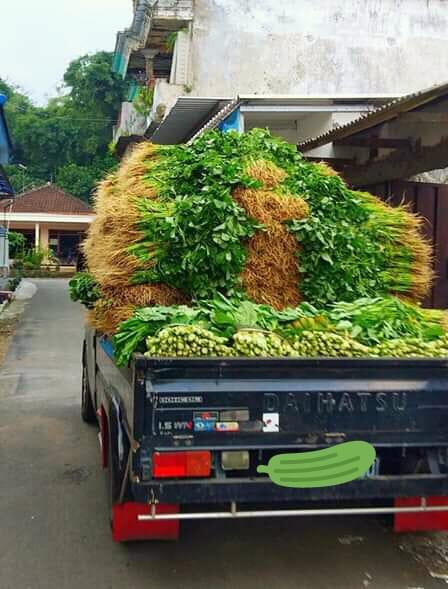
[6,183,94,266]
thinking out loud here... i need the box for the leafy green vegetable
[113,306,203,366]
[128,129,308,299]
[325,297,445,345]
[69,273,101,309]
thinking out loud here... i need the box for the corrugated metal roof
[298,81,448,152]
[149,97,233,144]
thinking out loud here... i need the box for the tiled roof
[11,184,93,214]
[298,81,448,152]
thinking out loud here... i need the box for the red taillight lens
[152,451,212,479]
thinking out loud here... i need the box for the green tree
[0,51,127,201]
[63,51,127,120]
[56,154,117,201]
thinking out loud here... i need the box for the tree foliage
[1,52,127,201]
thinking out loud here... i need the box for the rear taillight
[152,451,212,479]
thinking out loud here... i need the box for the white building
[113,0,448,149]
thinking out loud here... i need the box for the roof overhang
[148,95,395,145]
[298,82,448,185]
[6,213,94,224]
[150,97,234,144]
[298,82,448,152]
[113,0,157,78]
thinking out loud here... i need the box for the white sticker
[263,413,279,433]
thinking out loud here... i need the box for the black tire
[81,358,96,424]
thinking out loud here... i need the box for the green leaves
[287,165,406,305]
[325,297,446,345]
[131,135,267,298]
[113,305,204,366]
[112,295,448,365]
[69,273,101,309]
[2,52,124,201]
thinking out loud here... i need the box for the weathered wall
[191,0,448,96]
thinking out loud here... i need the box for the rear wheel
[81,359,96,424]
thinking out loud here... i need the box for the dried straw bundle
[101,284,189,308]
[84,142,167,290]
[240,224,303,309]
[245,158,287,189]
[87,284,189,335]
[87,302,135,336]
[233,167,309,309]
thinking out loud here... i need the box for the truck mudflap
[112,502,180,542]
[394,496,448,532]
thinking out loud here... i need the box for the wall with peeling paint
[190,0,448,96]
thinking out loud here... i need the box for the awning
[298,81,448,152]
[149,97,233,144]
[296,81,448,185]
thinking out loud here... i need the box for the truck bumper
[132,474,448,504]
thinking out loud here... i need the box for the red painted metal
[112,502,180,542]
[97,407,108,469]
[394,497,448,532]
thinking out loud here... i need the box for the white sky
[0,0,133,104]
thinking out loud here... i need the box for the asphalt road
[0,279,445,589]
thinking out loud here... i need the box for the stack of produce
[68,128,447,363]
[289,331,370,358]
[106,296,447,366]
[146,325,234,358]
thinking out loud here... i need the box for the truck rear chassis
[83,331,448,541]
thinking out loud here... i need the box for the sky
[0,0,133,104]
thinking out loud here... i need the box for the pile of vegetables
[73,128,446,364]
[146,325,234,358]
[289,331,369,358]
[111,296,448,366]
[324,297,446,345]
[233,331,292,357]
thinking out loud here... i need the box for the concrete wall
[190,0,448,97]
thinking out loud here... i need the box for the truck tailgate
[140,357,448,448]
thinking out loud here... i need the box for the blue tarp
[0,94,12,165]
[0,167,13,196]
[0,95,14,197]
[219,108,242,133]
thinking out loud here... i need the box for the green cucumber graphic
[257,441,376,488]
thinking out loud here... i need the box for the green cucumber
[257,441,376,488]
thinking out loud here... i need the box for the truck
[82,326,448,542]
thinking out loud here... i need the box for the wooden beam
[335,136,413,150]
[344,138,448,186]
[399,112,448,124]
[304,156,355,167]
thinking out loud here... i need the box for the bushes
[8,231,26,259]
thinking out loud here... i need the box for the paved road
[0,279,445,589]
